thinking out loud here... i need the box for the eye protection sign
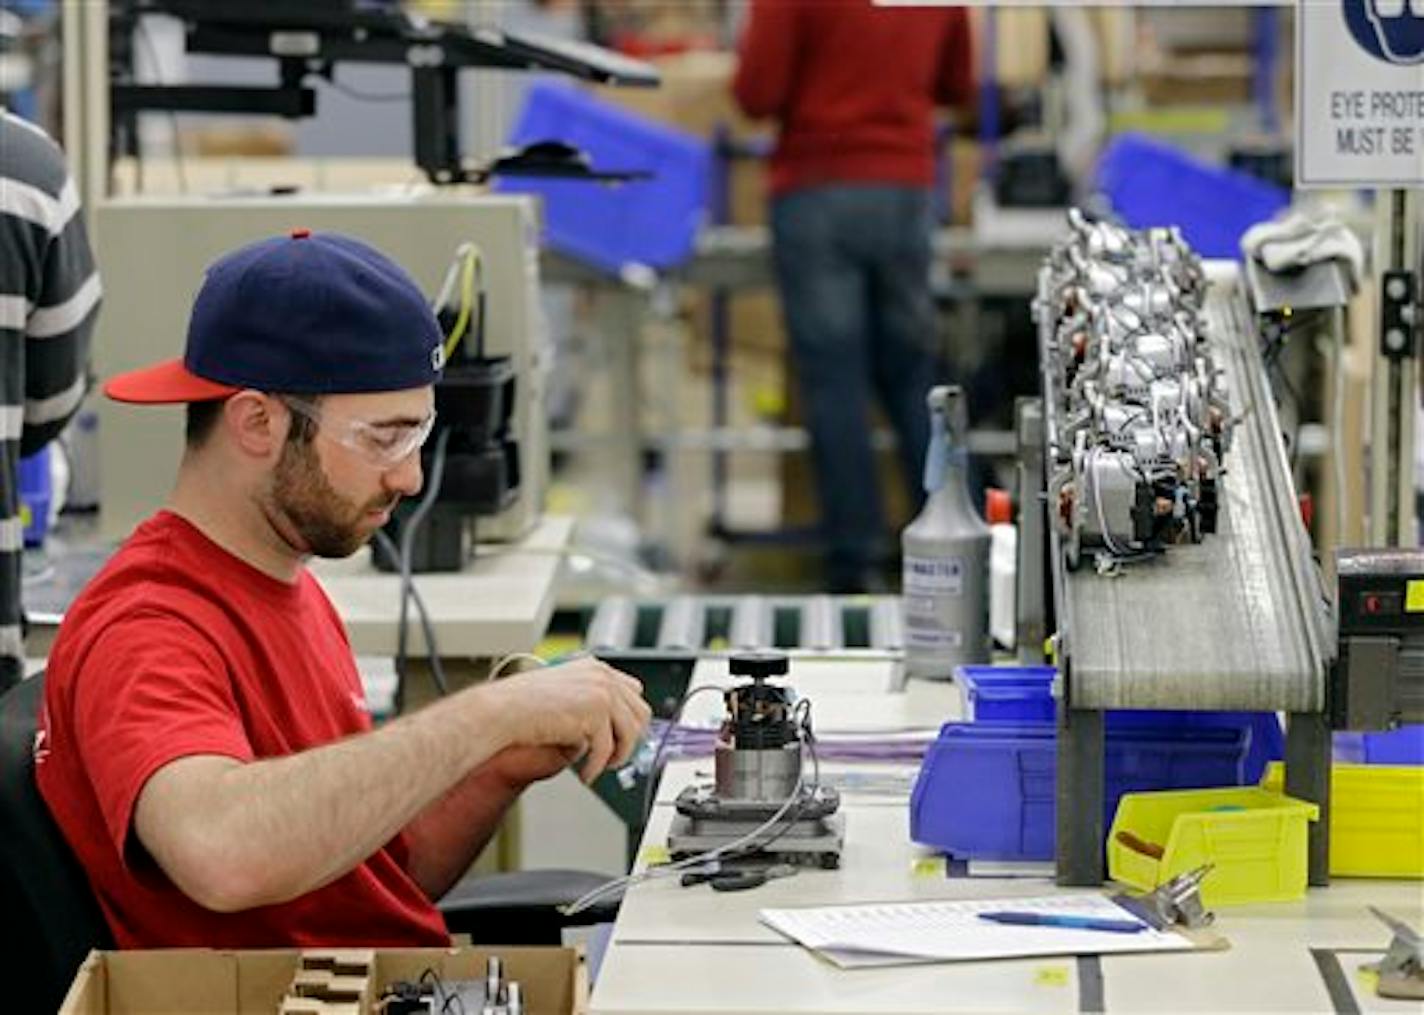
[1298,0,1424,186]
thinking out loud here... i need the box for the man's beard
[269,437,396,558]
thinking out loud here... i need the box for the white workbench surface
[308,514,572,657]
[591,660,1424,1015]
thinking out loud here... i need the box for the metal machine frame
[106,0,658,185]
[1023,252,1335,887]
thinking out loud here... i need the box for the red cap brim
[103,359,242,404]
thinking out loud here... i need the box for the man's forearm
[143,685,513,912]
[136,658,649,915]
[402,767,522,900]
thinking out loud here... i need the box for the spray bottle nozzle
[923,424,949,494]
[922,385,962,494]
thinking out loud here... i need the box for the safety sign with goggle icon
[1298,0,1424,186]
[1344,0,1424,65]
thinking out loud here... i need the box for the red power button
[1359,590,1403,616]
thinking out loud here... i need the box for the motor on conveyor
[667,652,845,868]
[1034,207,1236,568]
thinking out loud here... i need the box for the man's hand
[487,657,651,784]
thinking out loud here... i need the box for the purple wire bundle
[646,720,932,764]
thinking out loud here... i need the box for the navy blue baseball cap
[105,229,445,404]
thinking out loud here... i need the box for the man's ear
[222,391,287,460]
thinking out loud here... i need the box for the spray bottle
[902,385,991,679]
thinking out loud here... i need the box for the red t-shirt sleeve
[71,610,255,864]
[732,0,799,120]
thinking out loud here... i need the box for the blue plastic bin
[1363,726,1424,765]
[495,82,712,274]
[1094,133,1289,259]
[17,446,51,548]
[958,665,1057,722]
[909,722,1249,862]
[1333,728,1423,764]
[954,665,1284,783]
[1333,732,1367,764]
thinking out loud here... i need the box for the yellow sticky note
[1406,580,1424,613]
[640,845,671,867]
[1035,965,1071,988]
[910,856,946,878]
[1355,965,1380,991]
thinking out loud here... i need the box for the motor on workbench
[667,651,845,869]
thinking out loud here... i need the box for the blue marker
[978,911,1146,934]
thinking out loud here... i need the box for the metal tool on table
[667,652,845,868]
[1366,906,1424,1001]
[680,860,800,893]
[1110,863,1214,931]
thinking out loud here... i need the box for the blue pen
[978,911,1146,934]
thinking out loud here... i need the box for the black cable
[395,428,452,706]
[640,684,728,825]
[1268,355,1307,414]
[325,77,410,103]
[440,986,467,1015]
[744,701,820,856]
[417,966,466,1015]
[373,528,447,702]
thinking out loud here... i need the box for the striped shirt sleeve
[0,111,100,689]
[20,187,100,454]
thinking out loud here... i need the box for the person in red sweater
[734,0,974,591]
[36,230,650,948]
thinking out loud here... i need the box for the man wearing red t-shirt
[35,230,650,948]
[733,0,974,592]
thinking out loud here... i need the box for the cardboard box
[593,51,771,226]
[59,945,587,1015]
[595,51,752,140]
[1139,50,1254,105]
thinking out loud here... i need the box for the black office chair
[0,672,618,1008]
[439,868,620,945]
[0,671,112,1013]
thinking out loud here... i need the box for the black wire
[325,77,411,103]
[440,986,467,1015]
[374,528,448,702]
[415,966,466,1015]
[395,428,452,706]
[1268,355,1307,413]
[640,684,727,825]
[745,710,819,856]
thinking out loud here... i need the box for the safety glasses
[280,396,436,469]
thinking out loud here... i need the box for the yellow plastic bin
[1107,787,1319,906]
[1263,762,1424,878]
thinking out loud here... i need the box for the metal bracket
[1367,907,1424,1001]
[1111,864,1215,931]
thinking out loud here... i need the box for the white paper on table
[760,894,1197,969]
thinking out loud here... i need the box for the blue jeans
[771,185,936,591]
